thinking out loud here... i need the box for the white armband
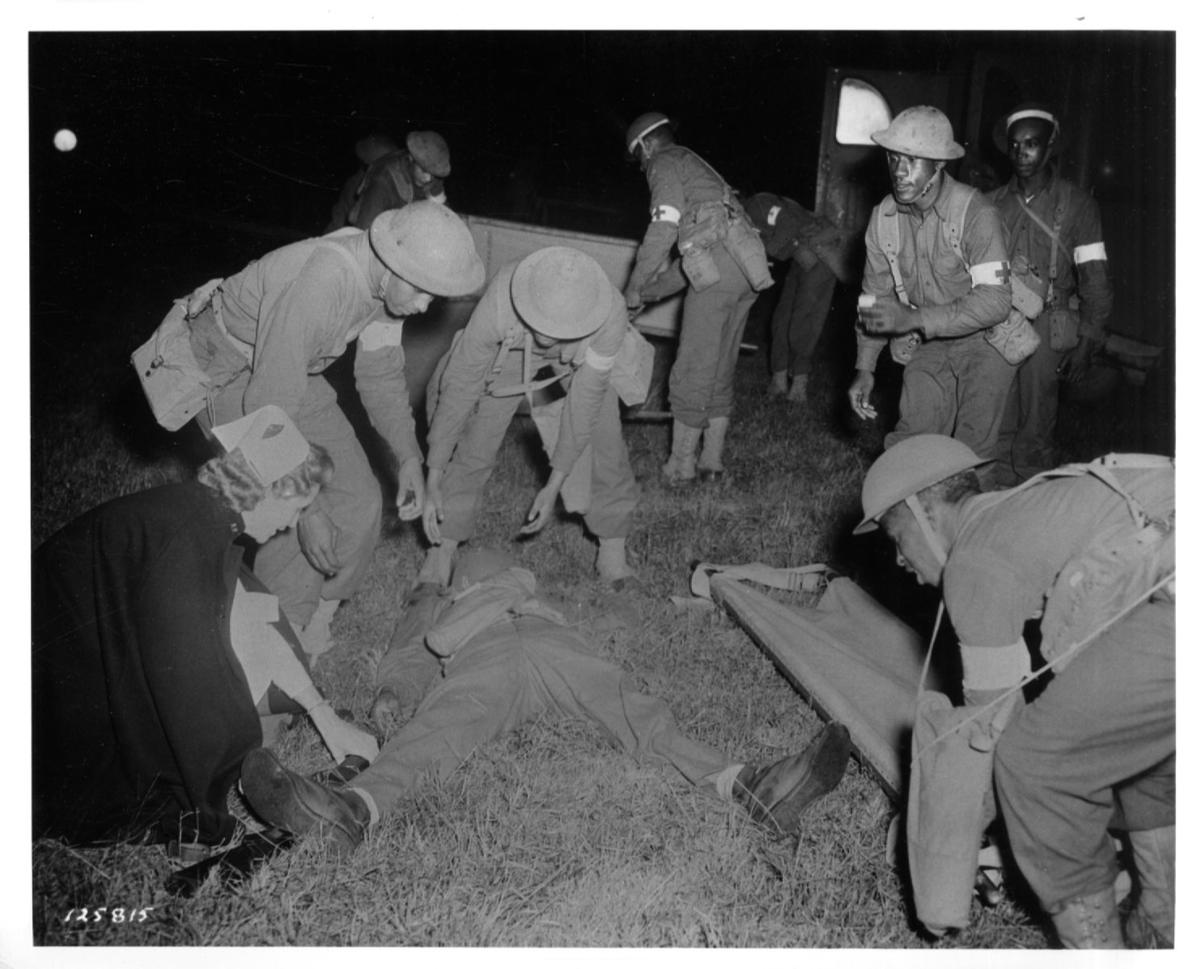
[358,319,406,352]
[969,260,1011,287]
[766,205,781,226]
[650,204,681,224]
[960,639,1032,692]
[583,346,616,372]
[1073,242,1107,264]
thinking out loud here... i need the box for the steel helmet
[354,133,399,166]
[871,106,965,161]
[368,202,484,297]
[510,246,616,340]
[992,101,1062,153]
[854,434,990,535]
[406,130,451,178]
[626,111,673,155]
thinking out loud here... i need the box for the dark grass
[26,252,1168,949]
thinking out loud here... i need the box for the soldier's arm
[854,213,890,373]
[354,336,422,468]
[626,154,684,295]
[1071,194,1114,341]
[918,199,1012,339]
[425,278,509,473]
[550,302,623,472]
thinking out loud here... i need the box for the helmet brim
[510,248,615,340]
[871,130,966,161]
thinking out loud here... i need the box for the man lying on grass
[240,548,850,852]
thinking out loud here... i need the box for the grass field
[23,251,1166,954]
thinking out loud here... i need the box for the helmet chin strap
[904,494,948,567]
[378,268,393,300]
[914,169,943,203]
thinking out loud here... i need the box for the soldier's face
[881,503,944,587]
[412,162,434,186]
[384,274,433,317]
[886,152,941,204]
[1007,119,1055,181]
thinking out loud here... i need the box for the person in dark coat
[32,405,377,849]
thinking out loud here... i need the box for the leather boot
[1125,825,1175,947]
[697,416,729,483]
[1049,886,1126,948]
[786,373,808,403]
[733,723,850,834]
[767,371,789,397]
[240,748,372,855]
[662,420,700,486]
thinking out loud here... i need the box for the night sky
[25,28,1178,448]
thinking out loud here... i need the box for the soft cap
[212,405,310,486]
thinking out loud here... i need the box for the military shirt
[218,229,422,465]
[427,261,626,474]
[856,173,1012,371]
[987,170,1112,340]
[628,144,728,294]
[349,150,446,230]
[944,467,1173,652]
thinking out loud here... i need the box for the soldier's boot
[1125,826,1175,947]
[662,419,701,486]
[786,373,809,404]
[417,539,459,589]
[696,416,729,484]
[733,723,851,835]
[1049,886,1126,948]
[240,748,372,855]
[767,370,789,397]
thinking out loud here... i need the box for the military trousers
[669,245,757,428]
[436,379,638,544]
[884,332,1017,489]
[993,601,1174,910]
[993,314,1066,486]
[209,372,382,628]
[351,614,734,817]
[770,258,836,378]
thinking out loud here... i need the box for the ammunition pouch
[888,331,922,366]
[1048,296,1082,352]
[723,209,774,292]
[983,272,1043,365]
[678,200,728,292]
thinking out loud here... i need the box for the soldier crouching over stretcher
[239,548,851,854]
[856,435,1174,948]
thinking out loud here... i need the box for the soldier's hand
[308,702,379,765]
[860,297,920,336]
[297,508,344,576]
[623,284,643,310]
[1057,336,1097,384]
[848,370,878,421]
[519,483,560,536]
[421,472,445,545]
[396,457,425,522]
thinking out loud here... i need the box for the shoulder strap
[876,200,911,306]
[312,238,371,293]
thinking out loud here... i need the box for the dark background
[28,30,1176,455]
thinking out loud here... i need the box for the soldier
[857,435,1174,948]
[185,201,484,659]
[623,112,772,485]
[987,103,1114,484]
[417,246,641,591]
[339,130,452,231]
[848,106,1015,488]
[240,547,852,854]
[743,192,854,403]
[324,133,399,234]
